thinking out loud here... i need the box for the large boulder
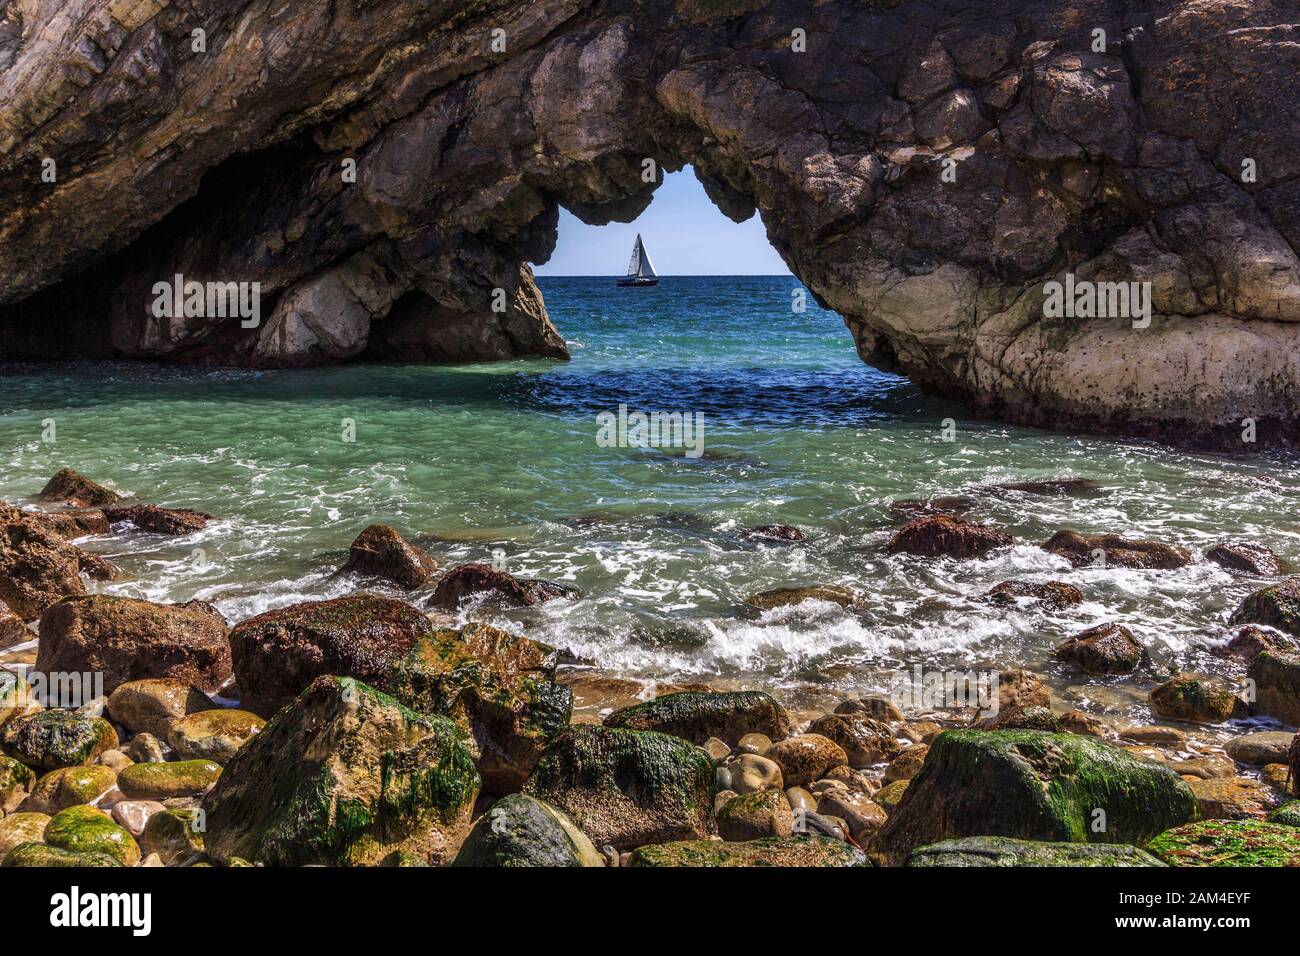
[102,504,212,536]
[1147,820,1300,867]
[450,794,604,867]
[1041,531,1190,569]
[105,678,213,738]
[1230,580,1300,637]
[807,714,902,768]
[37,595,231,695]
[874,730,1197,864]
[386,623,572,793]
[1205,542,1282,576]
[36,470,122,508]
[627,835,868,867]
[1247,650,1300,724]
[888,516,1012,559]
[1054,622,1146,674]
[203,676,480,866]
[907,836,1164,867]
[1149,674,1246,723]
[524,726,715,851]
[427,563,580,611]
[337,524,438,590]
[228,594,431,717]
[0,599,29,648]
[0,710,117,770]
[603,691,791,746]
[0,504,92,619]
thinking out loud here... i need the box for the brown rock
[1055,622,1146,674]
[0,504,90,619]
[1189,776,1283,820]
[26,510,111,539]
[834,694,904,723]
[716,788,793,841]
[1211,625,1296,664]
[427,563,580,611]
[884,744,929,783]
[817,789,887,843]
[337,524,438,590]
[36,470,121,508]
[972,669,1051,729]
[888,515,1012,559]
[745,584,857,610]
[1042,531,1190,569]
[764,734,848,788]
[1206,542,1283,576]
[0,599,28,649]
[807,713,901,768]
[984,579,1084,609]
[105,679,213,738]
[1149,675,1247,724]
[102,505,211,535]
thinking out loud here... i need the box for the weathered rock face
[0,1,1297,446]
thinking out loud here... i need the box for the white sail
[627,236,642,277]
[638,236,657,278]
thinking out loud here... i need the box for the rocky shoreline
[1,469,1298,867]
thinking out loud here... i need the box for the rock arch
[0,0,1297,447]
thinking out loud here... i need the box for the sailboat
[617,233,659,287]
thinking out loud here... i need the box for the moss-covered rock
[387,623,571,793]
[1229,578,1300,636]
[228,594,432,717]
[0,811,50,864]
[0,754,34,811]
[451,793,604,867]
[907,836,1165,866]
[140,808,205,865]
[203,676,479,866]
[627,835,869,867]
[44,804,140,865]
[1148,820,1300,866]
[875,730,1197,865]
[1149,675,1246,723]
[603,691,791,746]
[0,710,117,769]
[717,788,794,841]
[105,678,213,737]
[2,842,122,867]
[1247,649,1300,725]
[166,709,265,764]
[1266,801,1300,826]
[117,760,222,799]
[525,725,716,851]
[25,764,117,814]
[874,779,909,814]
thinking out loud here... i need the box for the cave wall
[0,0,1297,446]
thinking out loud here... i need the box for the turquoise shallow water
[1,276,1298,720]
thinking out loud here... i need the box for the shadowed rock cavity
[0,0,1297,446]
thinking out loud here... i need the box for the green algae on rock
[203,676,479,866]
[627,835,869,867]
[907,836,1166,866]
[603,691,791,746]
[717,788,794,841]
[140,808,205,865]
[2,841,122,867]
[117,760,222,800]
[875,730,1197,865]
[44,804,140,866]
[1229,579,1300,636]
[25,764,116,815]
[1147,820,1300,866]
[0,710,117,770]
[0,754,34,811]
[451,793,604,867]
[1267,801,1300,826]
[525,725,716,851]
[166,709,266,765]
[1149,675,1246,724]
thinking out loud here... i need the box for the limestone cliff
[0,0,1296,446]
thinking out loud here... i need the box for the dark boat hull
[617,277,659,286]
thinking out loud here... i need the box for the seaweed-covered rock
[1206,542,1282,576]
[875,730,1197,864]
[1149,674,1247,723]
[907,836,1165,867]
[1228,579,1300,636]
[1247,649,1300,725]
[167,709,265,764]
[105,678,213,738]
[524,725,715,851]
[228,594,432,717]
[627,835,869,867]
[983,580,1084,609]
[203,676,479,866]
[387,623,572,793]
[603,691,791,746]
[745,585,857,610]
[337,524,438,590]
[427,563,580,611]
[765,734,849,787]
[2,842,122,867]
[0,710,117,770]
[0,812,50,864]
[888,516,1012,559]
[1267,801,1300,826]
[807,714,901,767]
[717,789,793,841]
[1148,820,1300,866]
[450,793,603,867]
[37,595,232,695]
[140,808,205,865]
[25,764,117,815]
[0,754,34,811]
[102,504,212,536]
[36,470,122,508]
[1055,623,1146,674]
[44,804,140,865]
[1041,531,1190,569]
[117,760,222,800]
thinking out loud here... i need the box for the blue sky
[533,166,792,276]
